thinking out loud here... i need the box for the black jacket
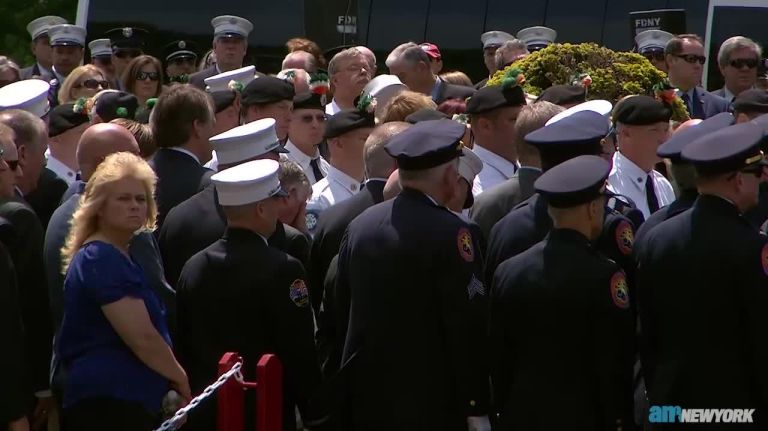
[149,148,213,230]
[24,167,68,230]
[187,66,218,90]
[470,167,541,239]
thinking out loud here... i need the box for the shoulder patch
[610,271,630,310]
[615,220,634,255]
[467,274,486,299]
[457,227,474,262]
[289,279,309,308]
[761,244,768,276]
[305,210,319,232]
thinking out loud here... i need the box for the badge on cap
[761,243,768,276]
[178,40,186,49]
[466,274,485,300]
[457,227,474,262]
[229,17,237,25]
[122,27,133,38]
[615,220,634,256]
[610,271,630,309]
[289,279,309,308]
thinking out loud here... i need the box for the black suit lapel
[364,180,386,204]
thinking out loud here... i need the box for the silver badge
[178,40,186,49]
[122,27,133,38]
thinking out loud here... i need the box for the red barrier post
[217,352,245,431]
[256,354,283,431]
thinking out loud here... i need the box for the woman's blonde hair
[61,152,158,272]
[380,90,437,123]
[58,64,106,104]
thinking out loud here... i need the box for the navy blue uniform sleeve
[0,244,28,423]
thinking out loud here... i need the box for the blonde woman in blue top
[57,152,189,430]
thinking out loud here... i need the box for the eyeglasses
[643,51,665,62]
[299,113,327,123]
[673,54,706,65]
[729,58,759,69]
[135,71,160,81]
[75,79,110,89]
[115,49,142,59]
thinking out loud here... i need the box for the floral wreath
[356,93,377,114]
[653,80,690,123]
[570,72,593,97]
[72,97,91,116]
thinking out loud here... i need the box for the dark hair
[121,55,164,99]
[665,34,704,56]
[150,85,213,148]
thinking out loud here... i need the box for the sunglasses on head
[299,113,327,123]
[674,54,706,65]
[75,79,110,89]
[115,49,142,59]
[135,71,160,81]
[729,58,759,69]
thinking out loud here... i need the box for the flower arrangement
[356,93,377,114]
[72,97,88,115]
[227,80,245,92]
[309,72,331,105]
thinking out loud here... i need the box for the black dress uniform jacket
[0,199,52,398]
[176,228,323,431]
[636,195,768,426]
[24,168,68,230]
[308,179,385,312]
[335,187,489,430]
[485,193,637,289]
[149,148,213,229]
[633,189,698,254]
[187,65,218,90]
[490,228,635,430]
[158,184,310,287]
[470,167,541,239]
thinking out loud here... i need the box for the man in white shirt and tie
[325,48,372,116]
[607,96,676,221]
[284,92,329,185]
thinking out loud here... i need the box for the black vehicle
[77,0,764,88]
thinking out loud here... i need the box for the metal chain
[154,361,243,431]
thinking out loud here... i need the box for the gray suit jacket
[20,63,53,82]
[470,166,542,239]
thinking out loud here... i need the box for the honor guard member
[47,101,90,186]
[476,31,514,89]
[189,15,253,90]
[635,30,674,73]
[204,65,256,138]
[485,110,638,290]
[47,24,87,108]
[516,26,556,52]
[607,96,675,222]
[490,155,635,430]
[159,119,308,289]
[285,91,330,185]
[105,27,149,89]
[635,112,735,248]
[21,16,67,81]
[88,39,116,86]
[164,40,198,84]
[465,71,526,195]
[176,159,327,431]
[636,122,768,425]
[305,108,375,234]
[333,118,490,430]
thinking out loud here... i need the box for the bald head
[282,50,318,72]
[77,123,140,180]
[279,68,311,95]
[365,122,410,179]
[673,118,703,134]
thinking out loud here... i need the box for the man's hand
[290,201,309,234]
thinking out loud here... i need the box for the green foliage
[0,0,78,66]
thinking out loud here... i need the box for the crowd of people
[1,9,768,431]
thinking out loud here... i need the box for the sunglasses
[674,54,706,65]
[115,50,142,59]
[75,79,110,89]
[135,71,160,81]
[643,51,665,62]
[729,58,759,69]
[299,113,327,123]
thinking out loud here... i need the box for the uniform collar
[612,151,650,191]
[46,155,77,185]
[327,165,361,194]
[696,193,742,216]
[51,66,66,82]
[224,226,269,245]
[167,147,201,165]
[472,144,518,179]
[326,99,342,116]
[285,139,319,168]
[37,62,52,77]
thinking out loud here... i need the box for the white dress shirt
[471,144,518,196]
[607,151,675,220]
[325,99,342,116]
[46,155,77,186]
[283,140,330,185]
[305,166,361,233]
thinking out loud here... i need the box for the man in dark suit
[159,118,309,289]
[149,85,217,229]
[666,34,729,120]
[334,119,490,430]
[176,159,327,431]
[386,42,474,105]
[309,122,406,311]
[188,15,253,90]
[20,16,67,82]
[471,101,563,238]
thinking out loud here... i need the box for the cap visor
[52,41,83,47]
[217,33,245,39]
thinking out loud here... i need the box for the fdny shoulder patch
[457,227,474,262]
[610,271,630,310]
[289,279,309,308]
[615,220,634,256]
[305,210,319,232]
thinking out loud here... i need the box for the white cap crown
[212,159,285,206]
[211,15,254,38]
[481,31,514,49]
[209,118,280,164]
[205,65,256,92]
[0,80,51,118]
[27,16,67,40]
[516,26,557,48]
[546,100,613,126]
[48,24,87,47]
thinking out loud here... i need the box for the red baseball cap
[419,43,442,60]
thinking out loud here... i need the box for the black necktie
[310,158,325,181]
[645,174,660,213]
[681,93,692,116]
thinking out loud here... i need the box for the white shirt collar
[327,165,361,194]
[168,147,201,165]
[612,151,650,189]
[325,99,342,116]
[285,140,318,168]
[46,155,77,186]
[472,144,518,178]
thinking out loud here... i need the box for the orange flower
[516,74,526,85]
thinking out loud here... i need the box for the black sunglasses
[75,79,110,89]
[115,49,142,59]
[729,58,759,69]
[299,113,327,123]
[135,71,160,81]
[674,54,706,65]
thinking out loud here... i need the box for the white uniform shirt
[46,155,77,186]
[305,166,361,233]
[471,144,518,196]
[283,140,330,185]
[325,99,342,116]
[607,151,675,220]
